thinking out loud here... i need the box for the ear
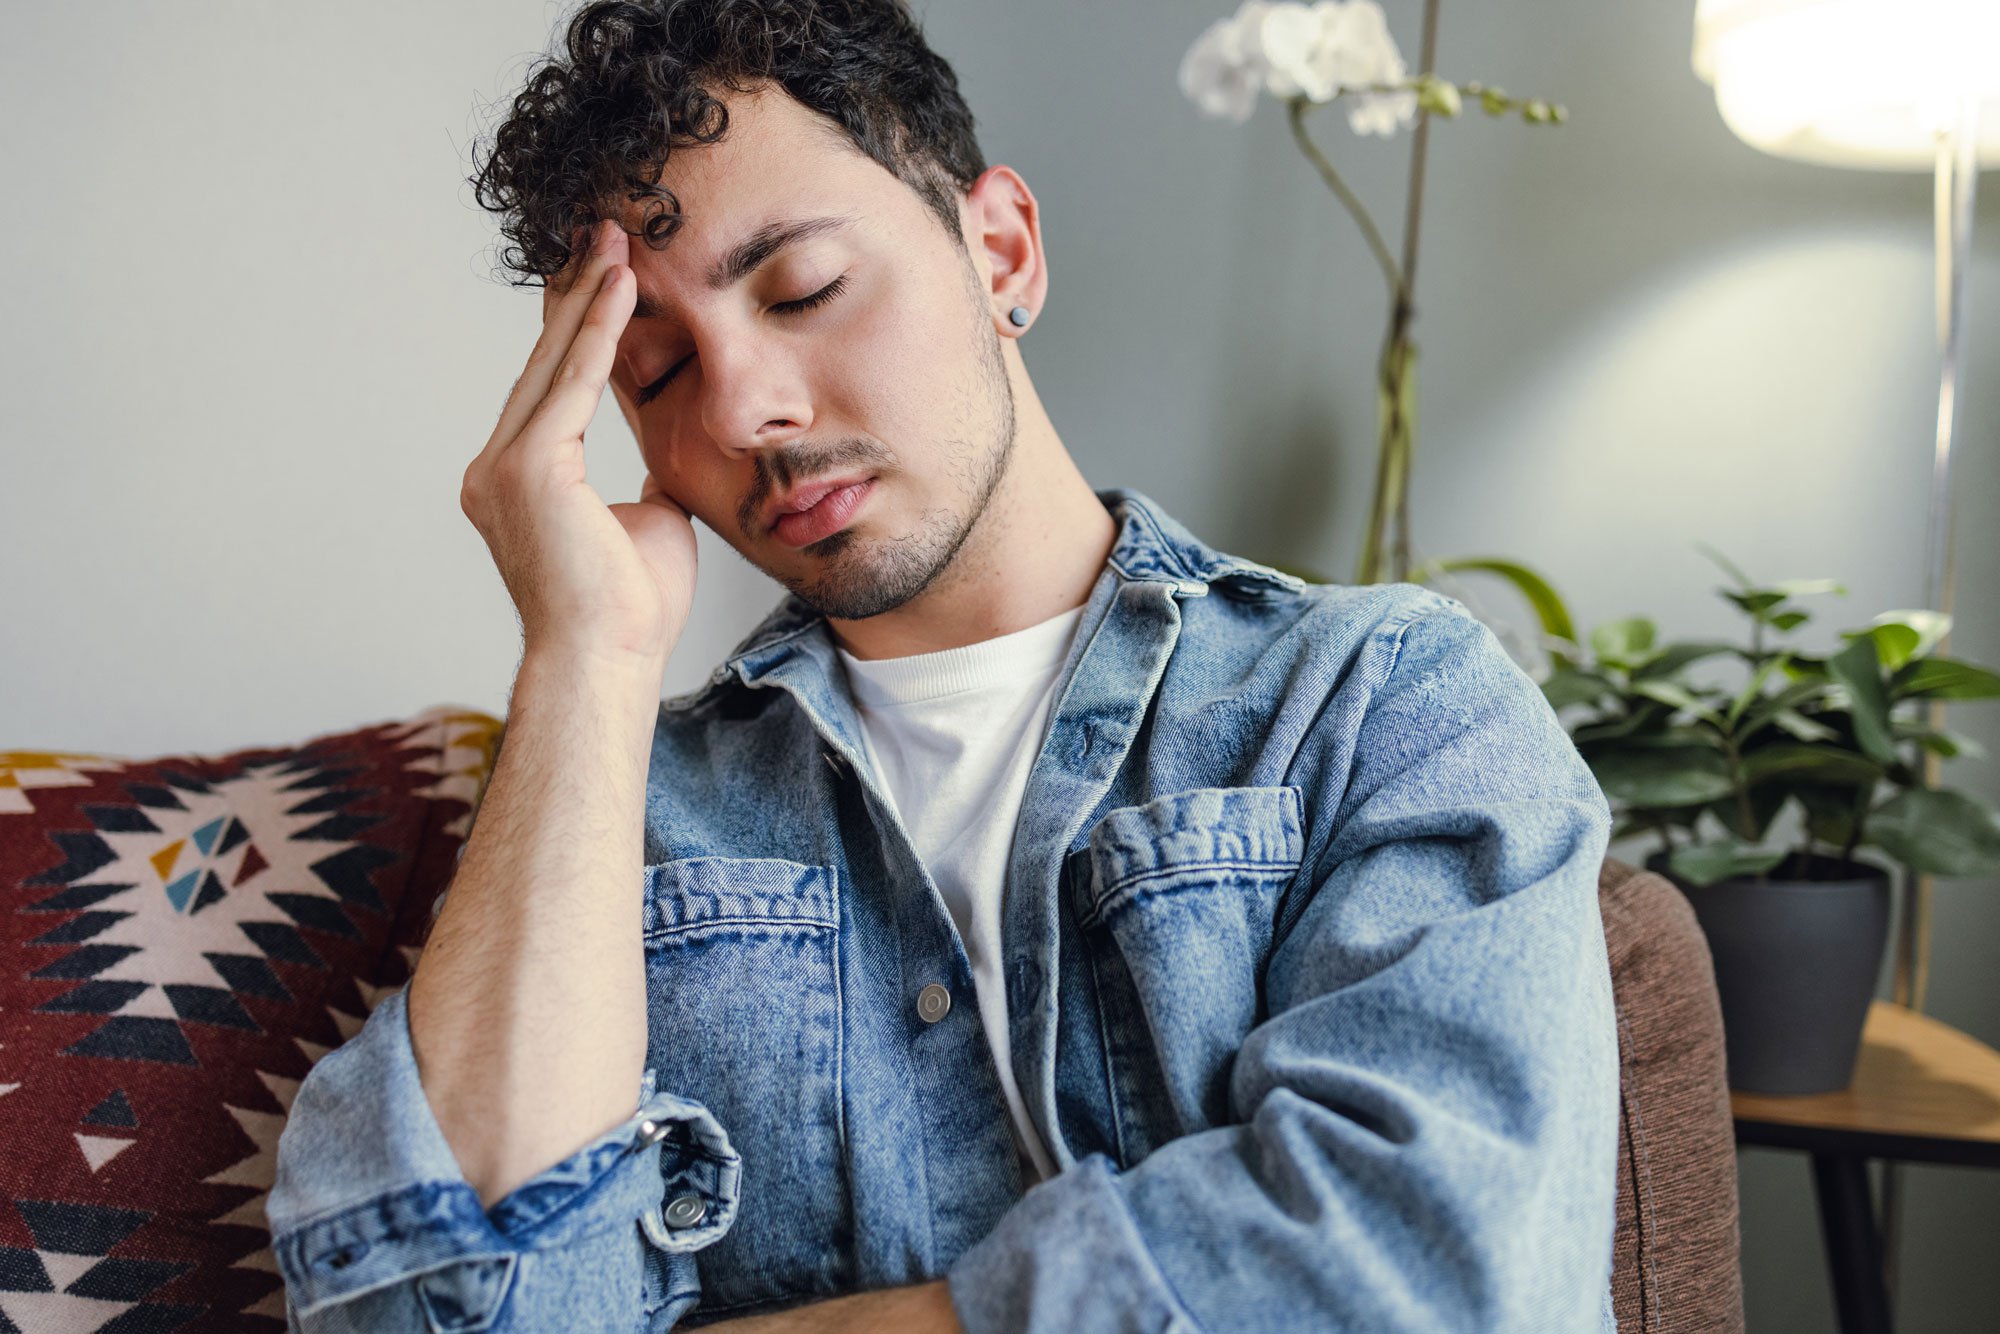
[962,165,1049,338]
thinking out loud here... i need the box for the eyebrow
[628,213,859,321]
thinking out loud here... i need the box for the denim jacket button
[635,1118,671,1148]
[663,1192,708,1228]
[916,982,951,1023]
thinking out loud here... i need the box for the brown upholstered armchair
[1601,854,1747,1332]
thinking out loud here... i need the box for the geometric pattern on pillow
[0,705,501,1332]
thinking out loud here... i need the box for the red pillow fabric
[0,706,501,1331]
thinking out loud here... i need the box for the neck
[825,410,1114,662]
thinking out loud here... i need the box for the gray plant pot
[1645,850,1891,1095]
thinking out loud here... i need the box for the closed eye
[632,273,850,407]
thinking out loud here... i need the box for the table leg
[1810,1152,1894,1334]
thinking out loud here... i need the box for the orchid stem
[1285,96,1407,306]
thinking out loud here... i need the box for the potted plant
[1527,547,2000,1094]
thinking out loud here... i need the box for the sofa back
[1601,854,1746,1332]
[0,707,500,1328]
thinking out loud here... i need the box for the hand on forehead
[543,218,632,316]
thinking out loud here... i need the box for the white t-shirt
[833,603,1087,1185]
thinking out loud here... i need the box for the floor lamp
[1693,0,1998,1303]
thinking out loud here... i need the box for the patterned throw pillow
[0,706,502,1331]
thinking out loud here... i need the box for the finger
[486,219,630,457]
[506,262,635,461]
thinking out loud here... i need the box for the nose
[697,336,813,460]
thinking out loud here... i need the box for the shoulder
[1176,567,1472,691]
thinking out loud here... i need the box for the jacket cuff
[268,985,740,1320]
[946,1153,1200,1334]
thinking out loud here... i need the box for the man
[267,2,1622,1330]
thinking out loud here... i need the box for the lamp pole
[1881,88,1981,1298]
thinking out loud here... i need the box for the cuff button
[663,1192,708,1229]
[636,1118,672,1147]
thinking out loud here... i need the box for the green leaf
[1866,786,2000,877]
[1890,719,1988,760]
[1769,610,1812,631]
[1737,679,1833,739]
[1846,622,1921,675]
[1570,700,1674,744]
[1726,651,1793,729]
[1694,542,1755,590]
[1590,617,1657,668]
[1622,725,1729,750]
[1588,745,1736,807]
[1409,556,1579,647]
[1825,635,1898,766]
[1768,708,1841,744]
[1723,578,1847,623]
[1722,590,1789,617]
[1747,676,1832,710]
[1739,743,1884,787]
[1668,836,1789,888]
[1859,610,1951,670]
[1541,667,1617,712]
[1479,86,1509,116]
[1891,656,2000,701]
[1779,654,1830,682]
[1631,640,1738,680]
[1630,679,1727,727]
[1772,578,1848,600]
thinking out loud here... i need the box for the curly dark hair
[467,0,988,289]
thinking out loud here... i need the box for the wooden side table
[1732,1000,2000,1334]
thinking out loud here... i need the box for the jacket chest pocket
[641,856,849,1322]
[1065,785,1304,1164]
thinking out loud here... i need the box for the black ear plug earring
[1008,305,1031,328]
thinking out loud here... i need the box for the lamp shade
[1693,0,2000,170]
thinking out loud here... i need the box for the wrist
[519,640,670,692]
[511,645,669,744]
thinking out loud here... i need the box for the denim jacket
[268,486,1621,1332]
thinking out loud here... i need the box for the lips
[770,477,875,548]
[766,474,874,532]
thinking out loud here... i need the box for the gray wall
[4,1,1994,1327]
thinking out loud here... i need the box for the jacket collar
[700,485,1300,692]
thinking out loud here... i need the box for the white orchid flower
[1345,84,1420,136]
[1255,4,1336,102]
[1180,0,1419,136]
[1311,0,1419,136]
[1178,0,1280,125]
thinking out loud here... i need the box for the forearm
[703,1280,962,1333]
[405,644,665,1209]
